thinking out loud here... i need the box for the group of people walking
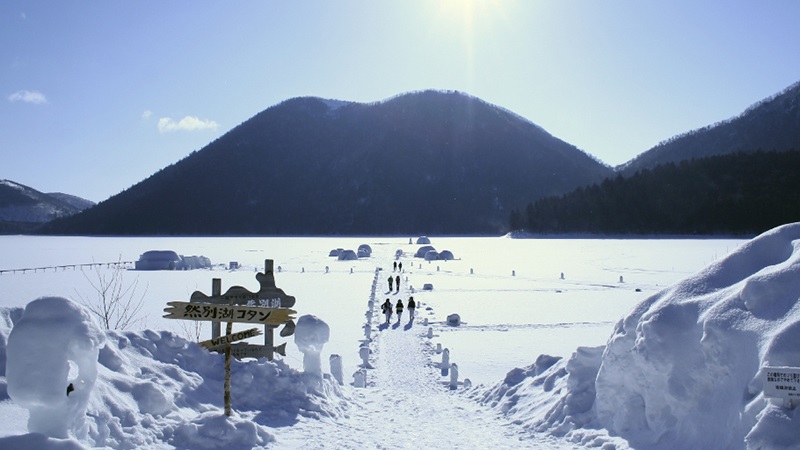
[388,261,404,293]
[388,274,402,293]
[382,260,415,323]
[381,296,416,323]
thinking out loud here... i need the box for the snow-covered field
[0,236,736,382]
[0,232,798,449]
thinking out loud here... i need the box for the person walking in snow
[398,261,403,272]
[395,299,404,321]
[388,276,394,292]
[382,299,392,323]
[407,296,416,320]
[395,275,401,293]
[393,261,397,272]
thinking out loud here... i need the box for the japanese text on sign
[163,301,295,326]
[247,298,283,308]
[763,366,800,399]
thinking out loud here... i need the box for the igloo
[337,249,358,261]
[438,250,455,261]
[415,245,436,258]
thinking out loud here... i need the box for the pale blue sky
[3,1,800,202]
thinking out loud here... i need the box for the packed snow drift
[471,223,800,449]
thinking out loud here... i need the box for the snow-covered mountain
[0,180,94,232]
[620,80,800,174]
[46,192,95,212]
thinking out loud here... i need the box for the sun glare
[433,0,508,90]
[438,0,505,32]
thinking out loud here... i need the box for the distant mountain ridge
[25,80,800,236]
[43,90,614,235]
[510,78,800,235]
[620,81,800,174]
[46,192,95,211]
[0,180,94,233]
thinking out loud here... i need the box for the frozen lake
[0,235,746,385]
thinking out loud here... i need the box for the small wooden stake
[224,318,232,417]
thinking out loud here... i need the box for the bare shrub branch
[75,258,148,330]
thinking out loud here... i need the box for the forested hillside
[511,150,800,235]
[0,180,93,234]
[42,91,611,236]
[621,81,800,174]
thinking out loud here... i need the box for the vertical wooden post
[224,319,233,417]
[212,279,221,339]
[264,325,275,360]
[213,278,232,417]
[263,260,275,361]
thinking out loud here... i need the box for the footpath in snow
[273,265,571,449]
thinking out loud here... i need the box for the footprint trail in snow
[273,266,570,449]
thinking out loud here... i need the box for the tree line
[510,150,800,236]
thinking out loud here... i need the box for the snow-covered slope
[46,193,95,212]
[0,180,93,224]
[473,223,800,449]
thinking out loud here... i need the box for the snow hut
[438,250,455,261]
[328,248,344,257]
[424,250,439,261]
[415,245,436,258]
[337,249,358,261]
[357,244,372,258]
[416,236,431,244]
[182,255,212,269]
[135,250,182,270]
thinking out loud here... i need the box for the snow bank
[0,306,348,449]
[473,223,800,449]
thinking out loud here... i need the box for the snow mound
[0,306,348,449]
[472,223,800,450]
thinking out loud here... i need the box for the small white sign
[763,366,800,399]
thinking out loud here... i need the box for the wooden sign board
[211,342,287,360]
[164,301,295,326]
[764,366,800,399]
[189,264,295,308]
[198,327,262,349]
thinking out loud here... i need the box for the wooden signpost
[222,342,287,359]
[164,302,296,326]
[163,259,297,416]
[198,327,262,349]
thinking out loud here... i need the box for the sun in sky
[433,0,512,90]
